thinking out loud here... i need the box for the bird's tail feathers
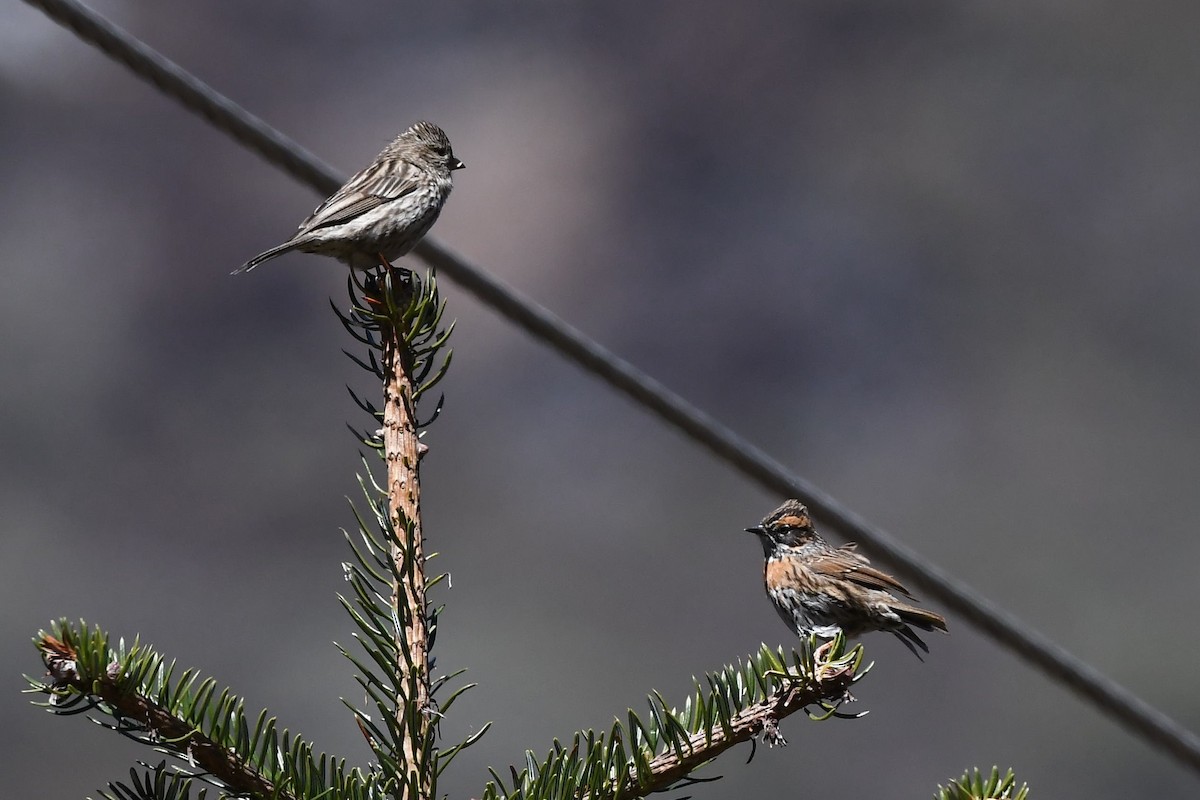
[893,602,949,633]
[232,240,300,275]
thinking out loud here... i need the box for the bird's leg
[359,270,386,311]
[377,253,395,270]
[813,638,835,663]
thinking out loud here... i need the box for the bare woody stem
[382,315,432,798]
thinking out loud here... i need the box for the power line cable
[22,0,1200,778]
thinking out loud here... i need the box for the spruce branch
[380,278,434,796]
[98,761,207,800]
[335,267,469,800]
[934,766,1030,800]
[614,670,848,797]
[484,638,870,800]
[29,623,328,800]
[34,628,276,798]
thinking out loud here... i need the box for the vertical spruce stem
[381,278,432,799]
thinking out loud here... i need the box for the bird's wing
[807,547,914,597]
[297,157,423,234]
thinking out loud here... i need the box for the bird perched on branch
[236,120,464,274]
[745,500,948,659]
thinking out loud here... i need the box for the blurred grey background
[4,1,1200,797]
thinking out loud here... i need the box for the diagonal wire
[22,0,1200,778]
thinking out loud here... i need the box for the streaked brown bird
[235,120,463,274]
[745,499,948,659]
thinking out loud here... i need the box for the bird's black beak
[451,158,465,171]
[745,526,765,535]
